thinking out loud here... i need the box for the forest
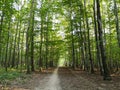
[0,0,120,90]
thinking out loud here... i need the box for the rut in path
[34,67,105,90]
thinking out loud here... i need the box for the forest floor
[0,67,120,90]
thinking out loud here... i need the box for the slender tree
[96,0,111,80]
[26,0,35,73]
[93,0,103,75]
[84,0,94,73]
[113,0,120,47]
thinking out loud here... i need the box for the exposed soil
[0,67,120,90]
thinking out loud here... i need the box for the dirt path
[32,67,105,90]
[34,68,62,90]
[7,67,120,90]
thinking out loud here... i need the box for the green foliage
[0,72,20,80]
[0,69,23,82]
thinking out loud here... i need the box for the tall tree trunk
[5,20,11,71]
[84,0,94,73]
[93,0,103,75]
[39,11,43,67]
[8,35,14,67]
[30,3,35,72]
[26,27,30,74]
[69,0,76,69]
[20,27,25,72]
[83,20,89,71]
[78,4,86,70]
[45,14,49,69]
[16,21,21,69]
[26,0,35,73]
[0,12,4,64]
[45,30,48,69]
[96,0,111,80]
[71,26,75,69]
[108,10,113,72]
[113,0,120,47]
[113,0,120,72]
[11,20,19,68]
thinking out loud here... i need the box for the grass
[0,68,24,85]
[0,72,21,80]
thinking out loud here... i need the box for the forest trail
[6,67,120,90]
[33,67,105,90]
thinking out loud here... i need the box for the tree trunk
[78,4,86,70]
[26,0,35,74]
[107,9,113,72]
[16,22,21,69]
[84,0,94,73]
[26,27,30,74]
[93,0,103,75]
[11,20,19,68]
[96,0,111,80]
[45,14,49,69]
[83,20,89,71]
[30,3,35,71]
[5,20,11,71]
[39,10,43,67]
[20,27,25,72]
[0,12,4,64]
[113,0,120,47]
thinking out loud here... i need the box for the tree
[93,0,103,75]
[96,0,111,80]
[113,0,120,47]
[84,0,94,73]
[26,0,35,73]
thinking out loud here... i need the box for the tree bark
[96,0,111,80]
[11,19,19,68]
[5,20,11,71]
[0,12,4,64]
[113,0,120,47]
[93,0,103,75]
[84,0,94,73]
[30,2,35,71]
[26,0,35,73]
